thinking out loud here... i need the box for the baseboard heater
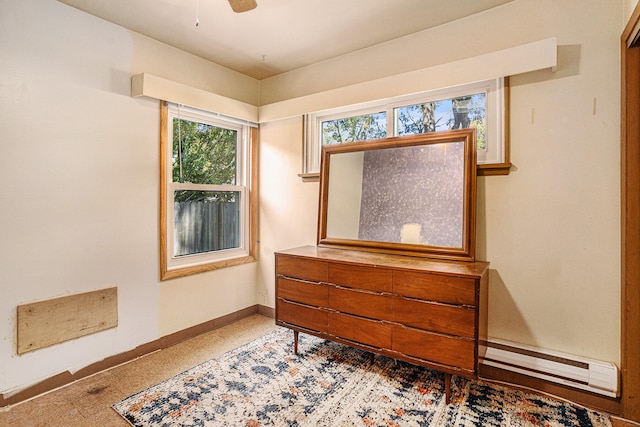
[482,339,619,398]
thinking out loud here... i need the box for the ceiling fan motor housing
[228,0,257,13]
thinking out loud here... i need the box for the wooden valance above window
[131,73,259,124]
[258,37,557,123]
[131,37,557,126]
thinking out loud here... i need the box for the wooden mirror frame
[317,129,477,261]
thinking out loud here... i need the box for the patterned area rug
[113,328,612,426]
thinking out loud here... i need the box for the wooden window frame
[159,101,258,280]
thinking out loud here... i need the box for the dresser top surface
[276,245,489,278]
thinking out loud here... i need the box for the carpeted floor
[113,327,612,426]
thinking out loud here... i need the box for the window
[321,109,387,145]
[304,78,508,176]
[160,102,257,280]
[394,93,487,148]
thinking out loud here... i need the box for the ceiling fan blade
[228,0,257,13]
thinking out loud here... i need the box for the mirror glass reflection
[325,142,465,249]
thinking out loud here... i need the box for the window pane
[321,112,386,145]
[172,119,237,185]
[173,190,241,257]
[395,93,486,149]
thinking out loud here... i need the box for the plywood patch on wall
[17,287,117,354]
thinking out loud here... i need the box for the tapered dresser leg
[444,373,451,404]
[293,330,299,355]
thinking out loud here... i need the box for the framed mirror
[318,129,477,261]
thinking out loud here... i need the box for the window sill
[477,162,512,176]
[161,255,256,281]
[298,173,320,183]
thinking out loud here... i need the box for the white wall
[257,0,624,365]
[625,0,639,23]
[0,0,258,394]
[256,118,319,306]
[481,0,621,363]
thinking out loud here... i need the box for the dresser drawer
[393,271,476,305]
[393,298,475,338]
[328,312,392,349]
[328,263,392,293]
[329,286,393,320]
[277,300,327,332]
[277,277,328,307]
[276,255,328,282]
[392,326,475,372]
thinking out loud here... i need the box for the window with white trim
[160,102,256,280]
[304,78,508,176]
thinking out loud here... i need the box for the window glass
[395,93,486,149]
[172,117,241,257]
[321,111,386,146]
[173,190,241,257]
[172,119,237,185]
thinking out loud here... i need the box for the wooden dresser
[275,245,489,403]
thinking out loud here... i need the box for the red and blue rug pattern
[112,328,612,426]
